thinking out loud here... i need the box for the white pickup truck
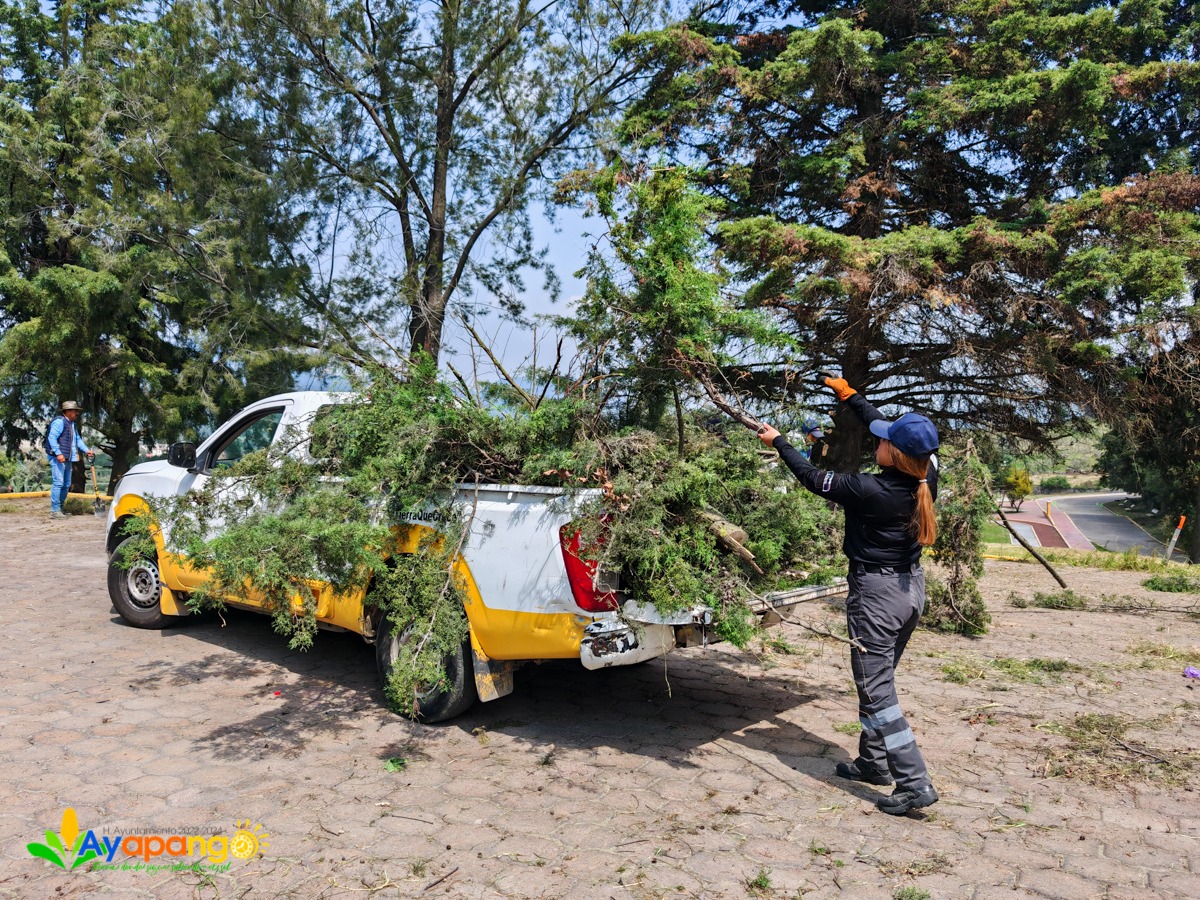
[105,391,843,721]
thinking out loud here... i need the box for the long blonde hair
[889,446,936,546]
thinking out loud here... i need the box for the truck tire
[108,536,176,629]
[375,615,477,723]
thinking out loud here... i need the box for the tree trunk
[107,429,140,494]
[819,64,887,475]
[822,322,873,473]
[1191,481,1200,564]
[71,457,86,494]
[409,0,457,363]
[104,401,140,493]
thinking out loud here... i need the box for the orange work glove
[823,376,857,401]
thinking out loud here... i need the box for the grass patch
[1008,589,1089,610]
[0,502,19,513]
[1142,572,1200,593]
[980,521,1011,544]
[760,635,803,655]
[1041,713,1197,786]
[893,888,932,900]
[991,657,1079,684]
[940,660,988,684]
[1127,641,1200,669]
[832,721,863,734]
[941,655,1078,685]
[984,544,1178,572]
[808,840,831,856]
[745,868,772,896]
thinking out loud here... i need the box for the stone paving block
[441,820,516,854]
[1019,866,1107,899]
[1140,830,1200,855]
[1150,871,1200,895]
[1059,852,1149,887]
[983,841,1062,872]
[371,811,442,839]
[1103,843,1192,871]
[1101,804,1176,833]
[970,887,1040,899]
[486,863,572,896]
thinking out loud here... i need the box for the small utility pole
[1165,516,1187,561]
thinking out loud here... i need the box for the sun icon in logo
[230,820,270,860]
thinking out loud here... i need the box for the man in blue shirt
[45,401,93,519]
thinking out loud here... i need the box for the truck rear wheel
[375,615,477,723]
[108,536,177,629]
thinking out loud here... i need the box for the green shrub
[1003,467,1033,510]
[1029,589,1089,609]
[925,448,992,635]
[1142,572,1200,593]
[925,575,990,635]
[1039,475,1071,492]
[0,455,17,489]
[62,497,92,515]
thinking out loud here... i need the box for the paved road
[1050,492,1167,556]
[3,502,1200,898]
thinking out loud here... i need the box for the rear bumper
[579,602,712,670]
[578,581,849,669]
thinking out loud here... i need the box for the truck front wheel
[375,616,477,723]
[108,536,176,629]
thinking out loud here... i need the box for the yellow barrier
[2,490,115,501]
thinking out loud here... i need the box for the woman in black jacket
[754,374,940,816]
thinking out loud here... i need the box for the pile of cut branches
[127,356,841,714]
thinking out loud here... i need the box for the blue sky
[440,203,596,387]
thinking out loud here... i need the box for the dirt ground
[1,498,1198,899]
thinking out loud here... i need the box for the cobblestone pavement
[1,504,1198,898]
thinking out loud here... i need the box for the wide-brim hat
[869,413,938,457]
[60,400,83,412]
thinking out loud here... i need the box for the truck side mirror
[168,442,197,470]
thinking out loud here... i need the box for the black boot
[834,759,893,786]
[877,784,939,815]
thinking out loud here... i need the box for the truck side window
[209,409,286,470]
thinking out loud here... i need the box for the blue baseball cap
[869,413,939,457]
[801,418,824,439]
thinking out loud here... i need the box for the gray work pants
[846,564,931,790]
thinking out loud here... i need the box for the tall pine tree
[0,0,317,487]
[616,0,1200,468]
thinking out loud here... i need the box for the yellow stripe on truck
[389,523,586,660]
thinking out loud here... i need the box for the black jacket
[772,394,938,567]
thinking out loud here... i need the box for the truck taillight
[559,523,619,613]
